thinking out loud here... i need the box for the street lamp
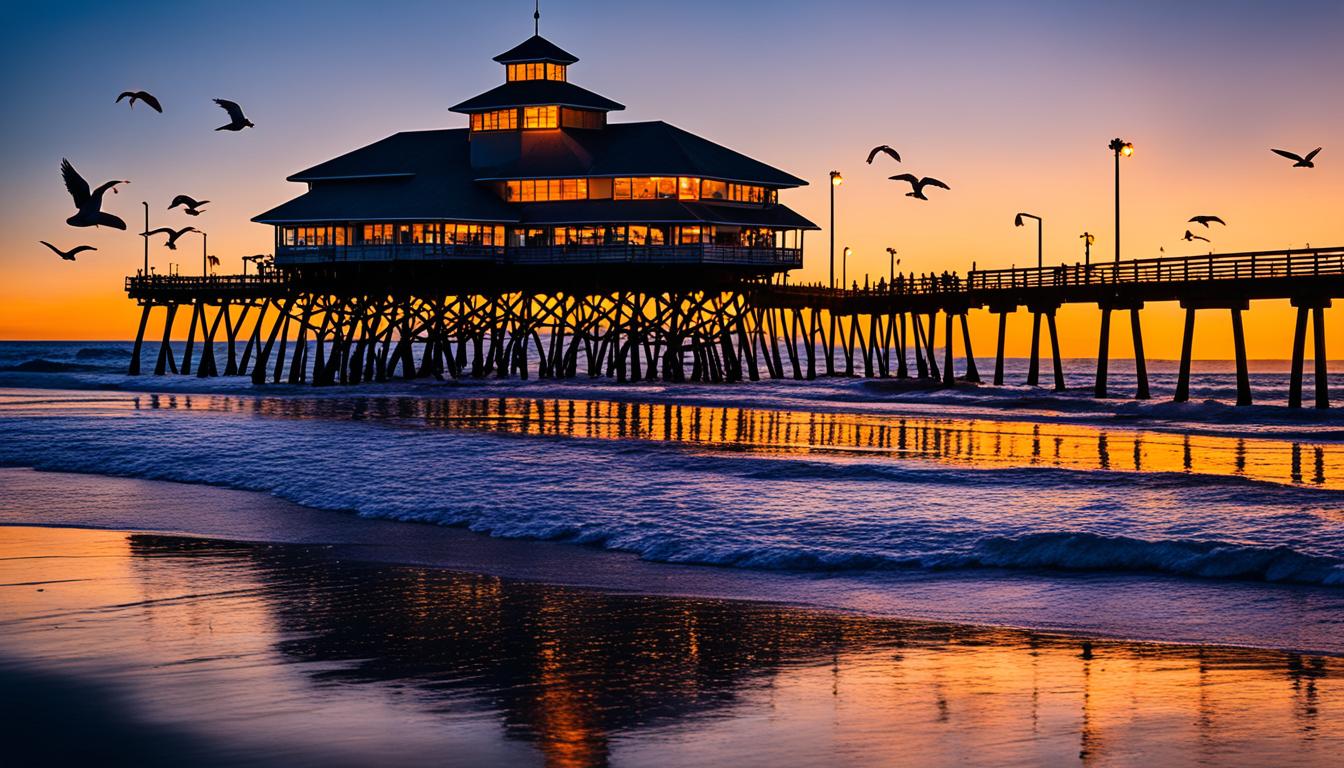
[197,230,208,277]
[886,247,898,285]
[1014,212,1043,269]
[1108,138,1133,263]
[829,170,843,289]
[1080,231,1095,267]
[140,201,149,276]
[842,246,852,290]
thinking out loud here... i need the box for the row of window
[502,176,778,204]
[470,106,605,132]
[506,62,567,82]
[281,224,782,249]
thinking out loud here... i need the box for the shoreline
[4,466,1343,656]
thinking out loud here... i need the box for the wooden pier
[125,246,1342,407]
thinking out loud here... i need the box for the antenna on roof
[534,0,540,36]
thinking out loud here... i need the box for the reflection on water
[2,527,1341,767]
[115,392,1343,490]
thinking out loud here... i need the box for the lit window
[655,177,676,199]
[523,106,558,129]
[614,178,632,200]
[473,109,517,132]
[630,178,656,200]
[700,180,727,200]
[678,177,699,200]
[589,178,613,199]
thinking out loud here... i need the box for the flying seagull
[1271,147,1321,168]
[866,145,902,164]
[207,254,220,269]
[144,226,200,250]
[169,194,209,216]
[61,159,128,229]
[888,173,950,201]
[116,90,162,112]
[213,99,254,131]
[1182,230,1210,243]
[1188,215,1226,228]
[39,241,96,261]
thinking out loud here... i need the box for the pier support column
[896,313,909,378]
[154,304,178,376]
[943,311,955,387]
[1026,312,1042,386]
[1314,305,1330,409]
[1230,307,1252,406]
[129,304,151,375]
[1130,308,1149,400]
[181,302,200,376]
[1174,307,1196,403]
[925,311,940,381]
[1289,305,1309,408]
[1095,306,1112,399]
[911,314,928,378]
[992,308,1010,386]
[1046,312,1065,391]
[959,313,980,383]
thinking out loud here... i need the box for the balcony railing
[966,246,1344,291]
[274,243,801,268]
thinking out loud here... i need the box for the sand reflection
[2,527,1341,767]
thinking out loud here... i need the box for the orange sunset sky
[1,0,1340,358]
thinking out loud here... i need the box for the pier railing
[966,246,1344,291]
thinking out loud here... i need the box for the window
[506,178,587,202]
[362,224,393,244]
[561,108,604,130]
[678,177,700,200]
[614,178,632,200]
[282,226,354,247]
[655,177,676,199]
[507,62,566,82]
[588,178,613,199]
[700,180,727,200]
[522,105,558,129]
[472,109,517,132]
[630,178,656,200]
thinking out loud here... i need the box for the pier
[126,245,1342,408]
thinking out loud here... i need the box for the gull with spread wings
[61,159,128,229]
[888,173,950,201]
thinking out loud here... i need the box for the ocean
[2,340,1342,648]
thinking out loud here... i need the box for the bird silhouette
[1271,147,1321,168]
[1182,230,1210,243]
[866,145,902,164]
[1188,215,1226,228]
[144,226,200,250]
[169,195,210,216]
[888,173,950,200]
[39,241,96,261]
[207,254,220,269]
[116,91,162,113]
[213,99,254,131]
[61,159,128,229]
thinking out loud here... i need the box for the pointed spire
[534,0,540,36]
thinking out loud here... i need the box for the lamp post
[886,247,898,285]
[1080,232,1095,267]
[198,230,208,277]
[1108,138,1133,263]
[843,246,852,290]
[829,170,843,289]
[1014,212,1043,269]
[141,201,149,276]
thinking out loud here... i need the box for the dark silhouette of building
[254,33,816,277]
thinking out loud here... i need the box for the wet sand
[2,513,1342,765]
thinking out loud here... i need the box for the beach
[1,342,1343,765]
